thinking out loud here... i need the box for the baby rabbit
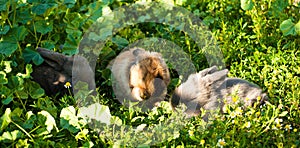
[111,48,170,109]
[31,47,95,97]
[171,66,268,119]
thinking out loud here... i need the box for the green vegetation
[1,0,300,147]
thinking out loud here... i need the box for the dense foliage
[1,0,300,147]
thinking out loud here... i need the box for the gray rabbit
[171,66,268,119]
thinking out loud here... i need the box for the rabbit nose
[155,74,163,79]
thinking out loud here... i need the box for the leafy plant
[1,0,300,147]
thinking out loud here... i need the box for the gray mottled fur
[171,66,268,119]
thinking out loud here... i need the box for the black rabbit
[31,48,95,98]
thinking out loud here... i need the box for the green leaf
[295,20,300,35]
[36,98,57,117]
[7,76,20,89]
[86,1,104,21]
[11,108,23,121]
[32,3,56,15]
[64,0,76,8]
[27,80,45,99]
[0,85,11,96]
[203,16,215,26]
[112,36,129,48]
[16,8,32,24]
[17,90,28,99]
[23,47,44,65]
[0,108,12,131]
[0,130,22,142]
[241,0,254,11]
[0,71,8,84]
[2,96,13,105]
[4,61,12,73]
[110,116,122,126]
[23,111,36,129]
[37,110,58,133]
[17,64,33,79]
[0,0,8,11]
[279,111,288,117]
[14,26,29,41]
[88,32,101,41]
[78,103,112,125]
[99,26,113,41]
[0,41,18,56]
[41,41,55,50]
[0,25,10,35]
[60,106,80,133]
[35,20,53,35]
[280,19,296,36]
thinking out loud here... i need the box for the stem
[12,0,16,26]
[29,125,41,134]
[32,21,38,44]
[12,121,35,142]
[37,34,43,47]
[15,92,26,110]
[6,1,12,28]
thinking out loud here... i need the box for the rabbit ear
[132,48,146,56]
[37,47,68,70]
[203,69,228,85]
[197,66,219,77]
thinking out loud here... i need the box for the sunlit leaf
[280,19,296,36]
[241,0,254,11]
[295,20,300,35]
[0,130,22,142]
[60,106,80,133]
[78,103,112,125]
[3,61,12,73]
[17,64,33,79]
[0,71,8,84]
[38,111,58,133]
[279,111,288,117]
[0,108,12,131]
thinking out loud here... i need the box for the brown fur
[111,48,170,109]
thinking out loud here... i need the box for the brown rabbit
[31,47,95,98]
[171,66,268,119]
[111,48,170,109]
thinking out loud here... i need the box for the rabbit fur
[31,47,95,98]
[171,66,268,118]
[111,47,170,109]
